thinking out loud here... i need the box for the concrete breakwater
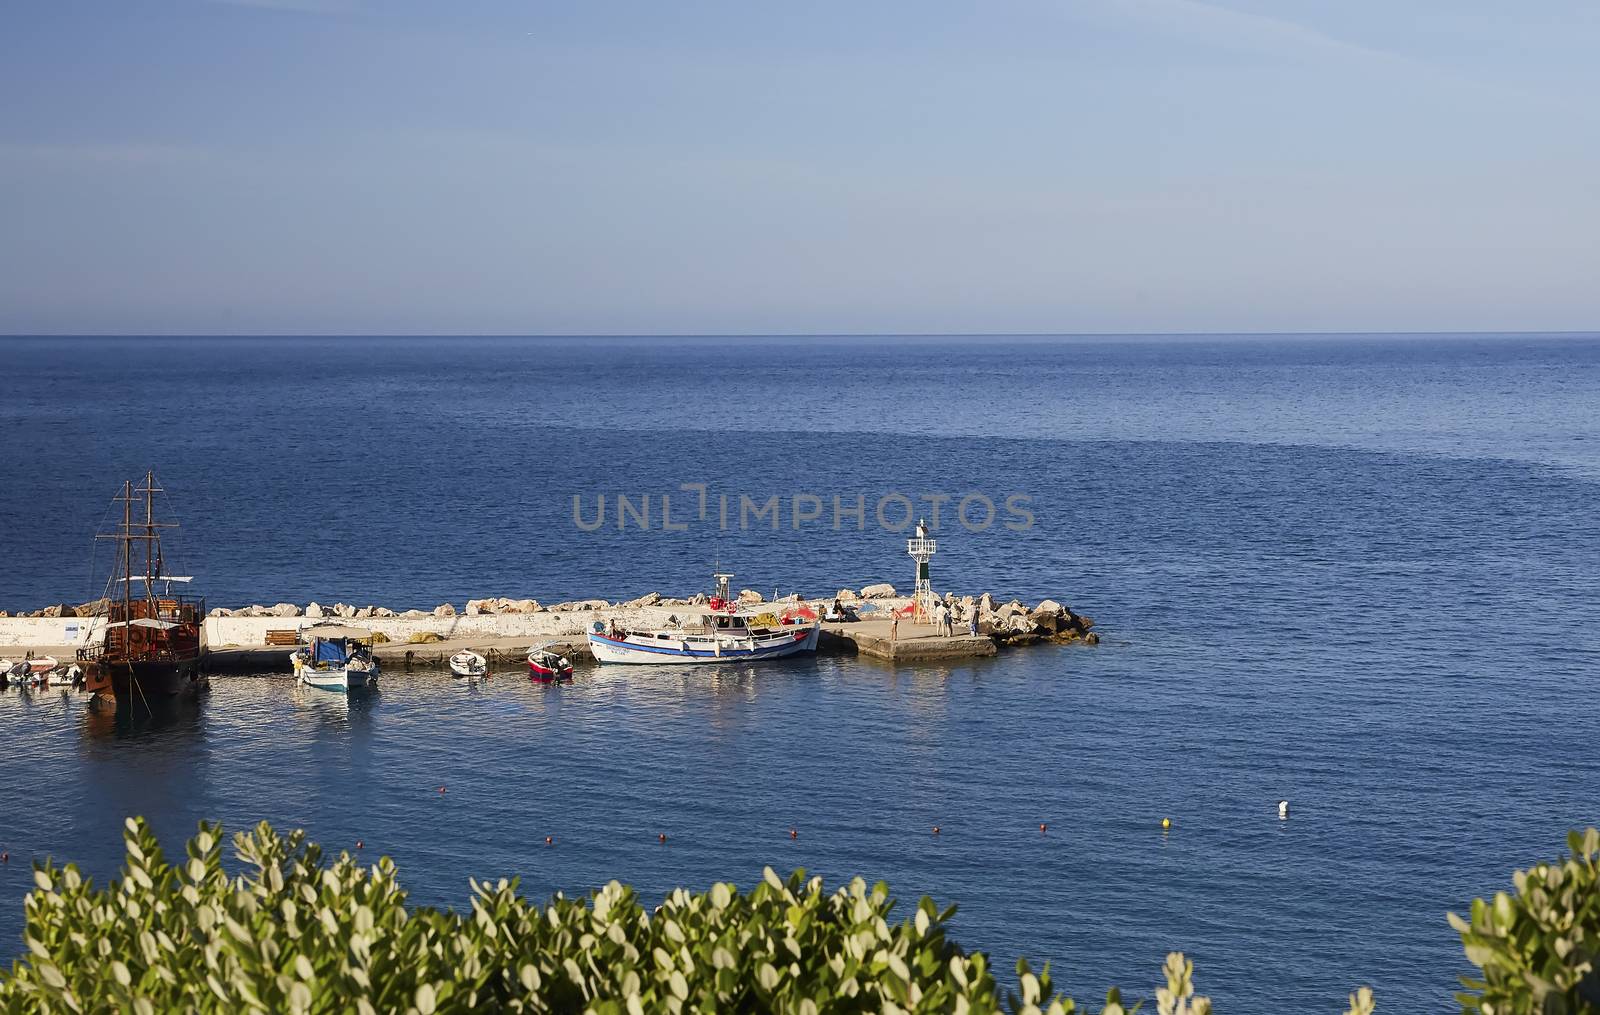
[0,584,1096,670]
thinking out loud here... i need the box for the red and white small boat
[528,647,574,683]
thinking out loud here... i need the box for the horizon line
[2,329,1598,340]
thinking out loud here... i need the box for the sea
[1,334,1598,1012]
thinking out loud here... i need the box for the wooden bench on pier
[264,629,300,647]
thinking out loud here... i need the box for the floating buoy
[1161,817,1172,830]
[1039,823,1048,833]
[658,833,667,844]
[545,835,553,846]
[789,827,798,839]
[1278,800,1289,819]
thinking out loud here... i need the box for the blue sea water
[1,334,1598,1012]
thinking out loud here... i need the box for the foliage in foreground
[0,818,1367,1013]
[1449,828,1600,1015]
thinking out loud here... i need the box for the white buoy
[1278,800,1289,820]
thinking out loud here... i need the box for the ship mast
[96,471,177,660]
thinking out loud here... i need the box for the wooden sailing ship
[81,471,208,704]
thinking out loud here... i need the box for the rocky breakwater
[821,586,1097,662]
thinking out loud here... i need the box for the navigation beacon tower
[907,519,937,623]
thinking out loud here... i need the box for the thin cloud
[1098,0,1414,67]
[202,0,359,12]
[0,143,207,167]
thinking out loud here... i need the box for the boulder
[371,607,396,618]
[737,589,763,605]
[334,603,356,619]
[401,609,430,619]
[207,607,229,618]
[353,606,373,619]
[269,603,299,618]
[978,593,995,614]
[40,604,76,618]
[75,598,111,617]
[1034,599,1064,615]
[508,598,541,613]
[835,588,859,603]
[859,583,897,599]
[306,602,325,619]
[433,603,457,618]
[465,599,490,616]
[689,593,708,605]
[624,592,663,608]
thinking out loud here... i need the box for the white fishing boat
[587,573,821,666]
[290,626,379,692]
[448,650,487,679]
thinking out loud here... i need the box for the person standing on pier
[968,608,979,638]
[890,613,898,642]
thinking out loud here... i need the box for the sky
[0,0,1596,335]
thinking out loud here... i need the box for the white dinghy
[448,650,487,679]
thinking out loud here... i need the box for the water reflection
[289,682,379,734]
[79,692,205,743]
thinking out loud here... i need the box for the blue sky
[1,0,1595,334]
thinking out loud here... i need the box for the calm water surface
[1,334,1598,1012]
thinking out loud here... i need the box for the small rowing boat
[528,648,573,682]
[449,650,487,679]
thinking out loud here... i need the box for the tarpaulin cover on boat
[314,639,348,665]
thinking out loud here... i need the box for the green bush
[1451,828,1600,1014]
[0,818,1375,1014]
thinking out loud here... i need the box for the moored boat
[449,650,487,679]
[81,472,208,705]
[586,572,821,666]
[528,647,574,682]
[292,626,379,692]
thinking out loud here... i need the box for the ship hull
[84,658,207,702]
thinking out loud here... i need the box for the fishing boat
[448,650,487,679]
[291,626,379,692]
[49,663,84,688]
[527,647,573,682]
[1,657,58,688]
[586,572,821,666]
[81,472,208,705]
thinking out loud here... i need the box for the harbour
[3,334,1599,1012]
